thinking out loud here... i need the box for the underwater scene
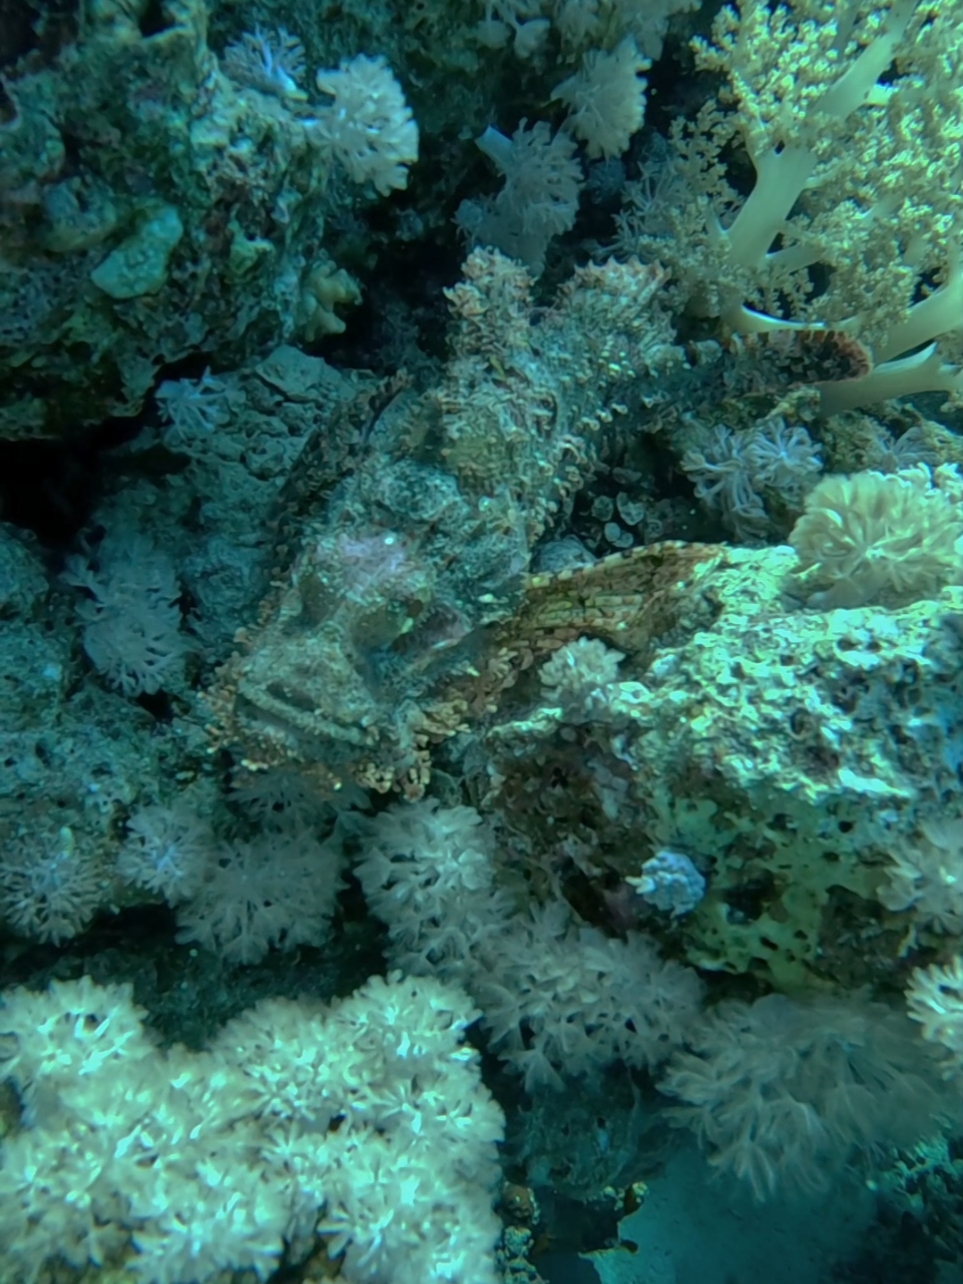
[1,0,963,1280]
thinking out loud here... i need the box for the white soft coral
[907,955,963,1070]
[356,801,704,1089]
[175,827,343,964]
[475,903,703,1089]
[552,38,649,159]
[456,120,583,273]
[0,973,504,1284]
[313,55,419,195]
[660,992,948,1200]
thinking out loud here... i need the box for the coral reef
[2,0,963,1281]
[0,0,411,439]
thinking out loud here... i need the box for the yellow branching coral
[622,0,963,408]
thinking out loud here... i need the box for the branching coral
[619,0,963,409]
